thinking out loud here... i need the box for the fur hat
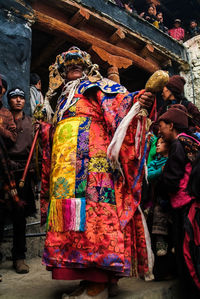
[165,75,186,96]
[158,104,188,129]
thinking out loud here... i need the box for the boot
[62,282,108,299]
[13,259,29,274]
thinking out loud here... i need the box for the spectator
[158,104,200,298]
[148,136,170,257]
[187,19,200,39]
[123,1,137,14]
[141,5,157,25]
[0,88,36,274]
[152,75,200,134]
[113,0,124,8]
[0,78,17,147]
[0,76,17,282]
[168,19,185,42]
[154,12,168,33]
[113,0,137,14]
[30,73,44,115]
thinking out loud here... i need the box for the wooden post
[107,66,120,83]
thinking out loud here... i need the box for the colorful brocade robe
[41,79,153,279]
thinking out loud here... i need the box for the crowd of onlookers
[110,0,200,42]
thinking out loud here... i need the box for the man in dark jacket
[0,88,36,274]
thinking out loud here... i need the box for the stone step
[0,257,181,299]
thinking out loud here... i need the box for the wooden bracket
[140,43,154,59]
[69,8,90,27]
[109,28,125,45]
[91,45,132,69]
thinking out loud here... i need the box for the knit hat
[165,75,186,96]
[7,88,25,100]
[158,104,188,129]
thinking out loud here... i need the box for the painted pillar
[107,66,120,83]
[0,0,34,114]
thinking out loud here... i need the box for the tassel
[47,200,63,231]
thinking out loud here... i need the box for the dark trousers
[0,202,27,261]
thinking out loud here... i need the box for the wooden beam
[90,45,132,69]
[109,28,125,45]
[69,8,90,27]
[34,10,159,73]
[31,36,66,71]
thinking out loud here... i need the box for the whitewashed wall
[181,35,200,110]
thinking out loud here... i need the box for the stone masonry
[181,35,200,110]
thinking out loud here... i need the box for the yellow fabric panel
[50,118,81,199]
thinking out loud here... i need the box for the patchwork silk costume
[41,48,154,282]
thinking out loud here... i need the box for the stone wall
[0,0,33,114]
[181,35,200,110]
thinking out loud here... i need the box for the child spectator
[148,137,170,257]
[168,19,185,42]
[187,19,200,39]
[154,12,168,33]
[141,5,157,25]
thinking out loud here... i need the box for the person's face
[9,96,25,111]
[65,64,84,81]
[158,121,174,141]
[190,21,197,29]
[162,86,173,101]
[174,22,181,28]
[156,137,168,155]
[157,13,163,22]
[35,80,41,90]
[148,7,154,15]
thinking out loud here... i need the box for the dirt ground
[0,257,180,299]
